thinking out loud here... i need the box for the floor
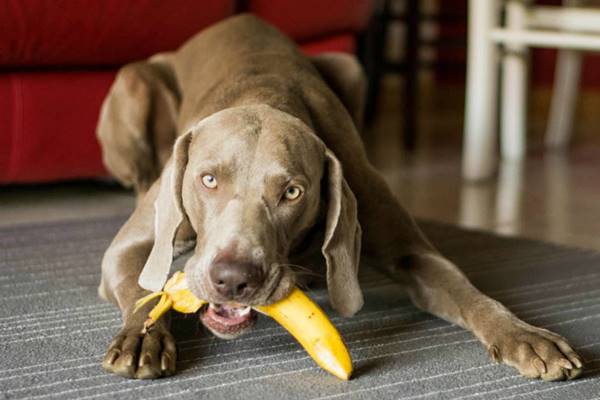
[1,75,600,251]
[365,76,600,250]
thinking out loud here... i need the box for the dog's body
[97,15,583,380]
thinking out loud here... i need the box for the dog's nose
[210,262,264,300]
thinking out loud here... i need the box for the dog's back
[173,14,325,134]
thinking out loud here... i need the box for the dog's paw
[103,323,176,379]
[487,323,584,381]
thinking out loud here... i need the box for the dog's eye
[201,174,218,189]
[283,185,302,201]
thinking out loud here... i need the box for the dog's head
[139,105,363,338]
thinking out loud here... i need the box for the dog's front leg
[99,183,177,379]
[384,252,585,381]
[329,135,586,380]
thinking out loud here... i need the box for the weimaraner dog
[97,15,584,380]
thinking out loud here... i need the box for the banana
[134,272,353,380]
[134,271,206,332]
[255,287,353,380]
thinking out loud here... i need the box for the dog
[97,15,584,380]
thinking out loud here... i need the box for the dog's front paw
[487,323,584,381]
[103,322,176,379]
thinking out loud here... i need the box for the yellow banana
[255,287,353,380]
[134,272,353,380]
[134,271,206,332]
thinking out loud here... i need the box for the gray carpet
[1,216,599,400]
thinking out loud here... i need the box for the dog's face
[139,105,363,338]
[182,107,324,337]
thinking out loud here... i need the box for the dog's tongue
[201,303,256,335]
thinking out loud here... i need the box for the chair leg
[462,0,500,181]
[545,49,581,148]
[403,0,420,150]
[495,160,524,235]
[500,0,529,160]
[359,0,388,126]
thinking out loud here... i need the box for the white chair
[462,0,600,180]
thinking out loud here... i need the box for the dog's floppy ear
[321,149,364,317]
[138,130,194,292]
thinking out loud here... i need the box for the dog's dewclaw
[256,287,353,380]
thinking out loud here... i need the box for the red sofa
[0,0,374,184]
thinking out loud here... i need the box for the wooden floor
[364,76,600,250]
[2,75,600,251]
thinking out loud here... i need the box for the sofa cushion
[0,71,114,182]
[300,34,356,55]
[0,0,235,66]
[247,0,374,41]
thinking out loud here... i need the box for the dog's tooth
[238,306,251,316]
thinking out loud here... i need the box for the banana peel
[134,271,206,332]
[134,271,353,380]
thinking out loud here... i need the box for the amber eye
[283,185,302,201]
[201,174,217,189]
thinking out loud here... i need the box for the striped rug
[0,217,599,399]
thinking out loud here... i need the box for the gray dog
[97,15,584,380]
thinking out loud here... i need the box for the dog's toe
[103,325,176,379]
[487,324,584,381]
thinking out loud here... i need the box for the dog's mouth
[200,303,257,338]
